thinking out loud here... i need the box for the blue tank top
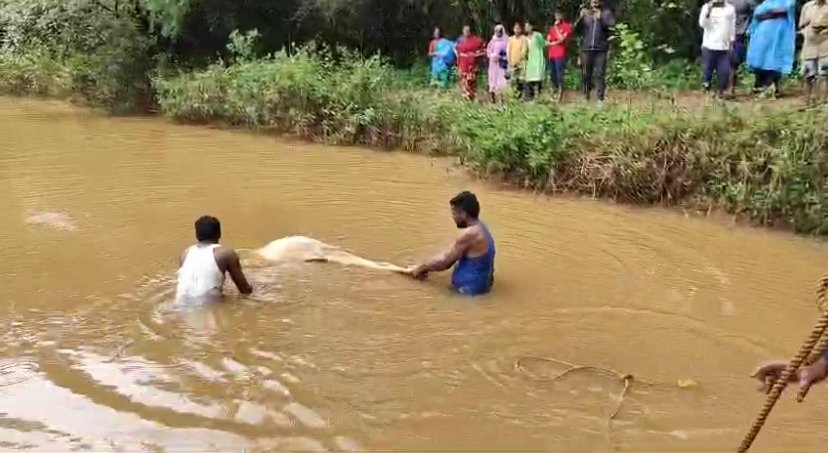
[451,222,496,296]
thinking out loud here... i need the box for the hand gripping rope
[737,274,828,452]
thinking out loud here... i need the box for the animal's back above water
[254,236,409,273]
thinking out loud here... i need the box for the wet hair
[195,215,221,242]
[450,191,480,219]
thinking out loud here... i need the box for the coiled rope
[737,274,828,453]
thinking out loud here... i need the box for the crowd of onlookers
[428,0,828,104]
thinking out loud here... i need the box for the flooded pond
[1,97,827,451]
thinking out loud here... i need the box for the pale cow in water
[25,211,76,231]
[254,235,409,273]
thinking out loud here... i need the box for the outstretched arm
[225,250,253,295]
[753,356,828,393]
[410,230,474,279]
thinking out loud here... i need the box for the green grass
[155,49,828,235]
[3,45,827,235]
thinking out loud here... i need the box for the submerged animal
[25,211,76,231]
[253,236,410,274]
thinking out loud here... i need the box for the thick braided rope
[795,275,828,402]
[737,275,828,453]
[796,333,828,402]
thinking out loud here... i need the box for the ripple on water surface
[2,98,828,451]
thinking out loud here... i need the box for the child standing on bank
[547,10,573,101]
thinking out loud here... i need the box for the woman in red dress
[455,25,485,100]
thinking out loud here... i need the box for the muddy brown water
[2,97,828,452]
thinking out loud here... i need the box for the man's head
[555,10,566,22]
[524,21,534,33]
[513,22,524,35]
[462,25,472,37]
[195,215,221,242]
[450,191,480,228]
[590,0,602,10]
[433,27,441,39]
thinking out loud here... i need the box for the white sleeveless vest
[176,244,225,299]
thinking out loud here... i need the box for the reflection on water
[1,97,828,451]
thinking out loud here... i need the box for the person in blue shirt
[408,191,496,296]
[752,352,828,392]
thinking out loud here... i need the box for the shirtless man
[409,191,496,296]
[176,215,253,299]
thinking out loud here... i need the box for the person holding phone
[574,0,615,103]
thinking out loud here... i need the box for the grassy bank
[153,50,828,235]
[2,48,827,234]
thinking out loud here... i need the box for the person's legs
[755,70,781,99]
[581,51,595,100]
[437,69,450,88]
[514,70,525,99]
[594,51,608,102]
[523,79,536,101]
[554,57,567,100]
[754,69,776,97]
[549,59,559,90]
[753,69,765,92]
[701,47,715,91]
[461,70,477,101]
[525,81,541,100]
[771,71,781,98]
[803,58,818,103]
[819,57,828,102]
[715,50,731,97]
[729,35,746,94]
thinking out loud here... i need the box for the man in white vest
[176,215,253,300]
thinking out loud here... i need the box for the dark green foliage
[0,0,156,111]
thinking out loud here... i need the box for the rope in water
[737,274,828,453]
[514,356,646,450]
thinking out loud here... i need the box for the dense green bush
[156,45,403,146]
[155,48,828,234]
[0,50,72,97]
[0,0,157,112]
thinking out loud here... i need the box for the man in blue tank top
[408,191,496,296]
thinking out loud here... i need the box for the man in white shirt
[699,0,737,98]
[176,215,253,300]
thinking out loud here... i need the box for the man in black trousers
[575,0,616,103]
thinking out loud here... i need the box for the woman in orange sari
[455,25,485,100]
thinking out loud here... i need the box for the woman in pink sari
[487,25,509,102]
